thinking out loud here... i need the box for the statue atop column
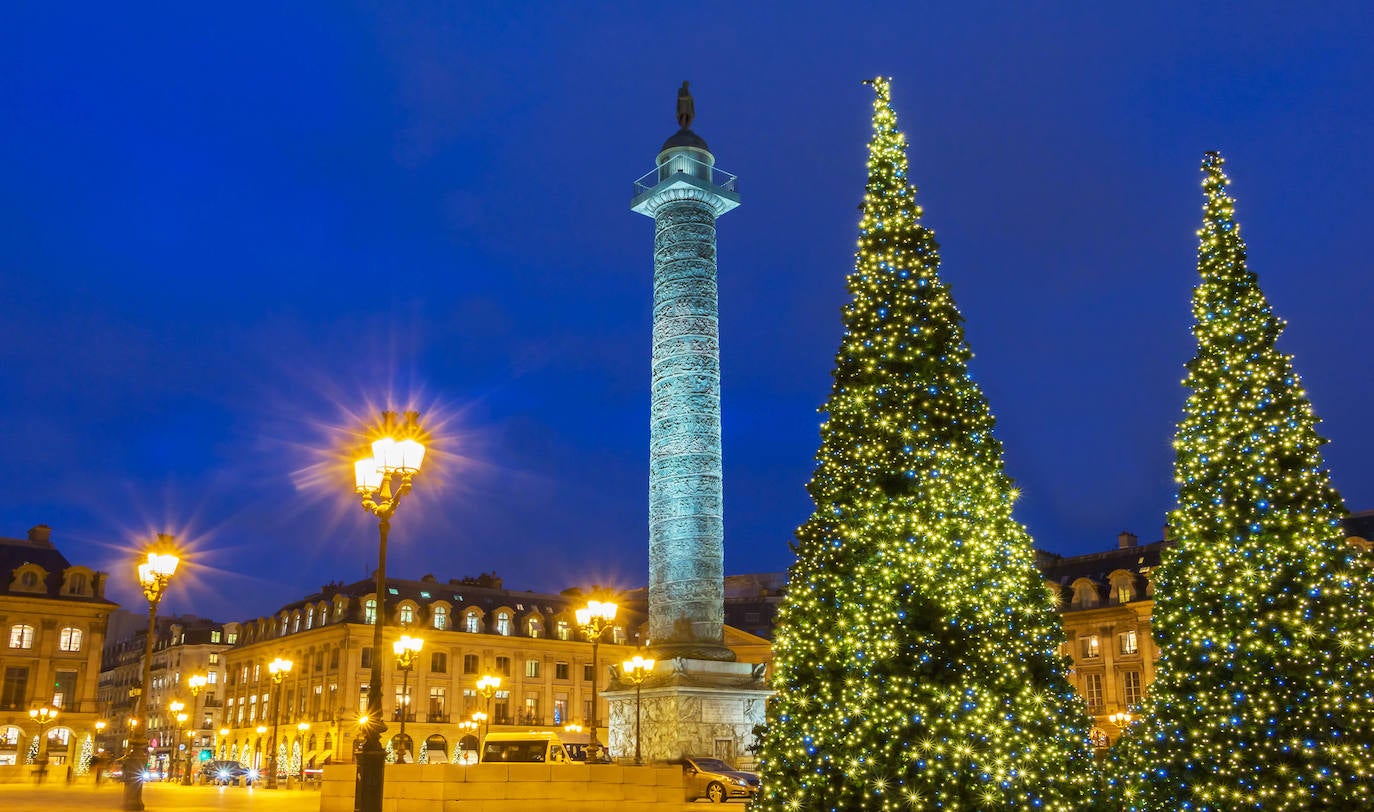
[676,81,695,129]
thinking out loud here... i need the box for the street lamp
[218,728,229,760]
[470,711,488,745]
[392,634,423,763]
[353,410,428,812]
[266,657,293,789]
[620,656,655,767]
[183,674,207,784]
[575,600,617,762]
[256,726,267,780]
[167,700,187,782]
[29,705,58,784]
[124,539,178,812]
[475,675,501,739]
[290,722,310,788]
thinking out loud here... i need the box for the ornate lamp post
[392,634,423,763]
[353,410,427,812]
[620,656,654,766]
[470,712,488,748]
[123,540,179,811]
[475,675,501,739]
[255,726,267,779]
[29,705,57,783]
[266,657,293,789]
[575,600,617,762]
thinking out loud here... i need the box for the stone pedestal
[604,657,770,768]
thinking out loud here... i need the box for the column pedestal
[604,658,770,768]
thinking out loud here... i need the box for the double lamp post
[122,540,179,812]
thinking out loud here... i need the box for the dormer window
[496,612,511,636]
[527,618,542,638]
[432,606,447,630]
[365,599,378,625]
[464,611,480,634]
[400,604,414,626]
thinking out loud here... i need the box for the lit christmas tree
[1112,152,1374,810]
[76,734,94,775]
[755,77,1097,812]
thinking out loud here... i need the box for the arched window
[364,599,377,625]
[58,627,82,652]
[527,618,542,638]
[432,606,447,630]
[305,608,313,630]
[556,620,570,641]
[8,625,34,649]
[292,613,302,633]
[399,604,414,626]
[464,611,480,634]
[495,612,511,636]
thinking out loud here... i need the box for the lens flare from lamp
[355,459,383,492]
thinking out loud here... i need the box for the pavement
[0,779,742,810]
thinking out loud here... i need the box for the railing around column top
[633,155,739,198]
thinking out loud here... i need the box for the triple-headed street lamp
[353,410,428,812]
[266,657,293,789]
[393,634,423,763]
[29,705,58,784]
[123,539,179,812]
[575,599,617,762]
[620,656,655,767]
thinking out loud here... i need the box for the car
[680,756,760,803]
[201,760,254,786]
[479,732,574,764]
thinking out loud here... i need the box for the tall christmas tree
[1112,152,1374,810]
[755,77,1096,812]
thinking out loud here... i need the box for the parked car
[680,756,760,803]
[201,760,254,786]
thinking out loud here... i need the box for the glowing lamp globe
[354,458,383,493]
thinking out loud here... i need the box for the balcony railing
[633,154,739,199]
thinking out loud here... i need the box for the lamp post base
[354,741,386,812]
[121,750,147,811]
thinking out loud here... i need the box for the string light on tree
[754,77,1097,812]
[1110,152,1374,811]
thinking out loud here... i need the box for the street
[0,782,321,812]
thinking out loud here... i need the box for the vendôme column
[630,81,740,661]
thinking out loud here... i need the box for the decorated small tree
[755,77,1096,812]
[1112,152,1374,810]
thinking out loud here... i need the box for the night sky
[3,3,1371,623]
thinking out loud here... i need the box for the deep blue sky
[3,3,1371,622]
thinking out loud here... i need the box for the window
[400,604,414,625]
[556,621,570,641]
[496,613,511,636]
[361,648,372,670]
[58,627,82,652]
[365,599,377,625]
[315,652,324,672]
[1117,581,1133,604]
[525,659,540,678]
[293,613,301,633]
[523,694,540,723]
[8,625,34,650]
[305,609,313,630]
[555,662,570,681]
[583,664,594,682]
[330,648,340,670]
[465,613,480,634]
[463,654,479,674]
[612,626,625,644]
[226,632,238,644]
[554,696,568,725]
[209,653,220,665]
[431,652,447,673]
[359,684,370,714]
[211,631,222,643]
[462,688,477,714]
[395,685,413,720]
[527,618,541,638]
[52,670,77,708]
[496,656,511,676]
[1084,673,1104,713]
[433,606,447,630]
[428,687,447,720]
[1123,671,1142,707]
[1119,630,1139,656]
[1080,635,1100,659]
[207,671,218,684]
[494,691,510,723]
[1,668,28,710]
[253,664,261,682]
[248,695,258,723]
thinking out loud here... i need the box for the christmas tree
[1112,152,1374,810]
[755,77,1097,812]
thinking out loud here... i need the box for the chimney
[27,525,53,546]
[1118,531,1138,549]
